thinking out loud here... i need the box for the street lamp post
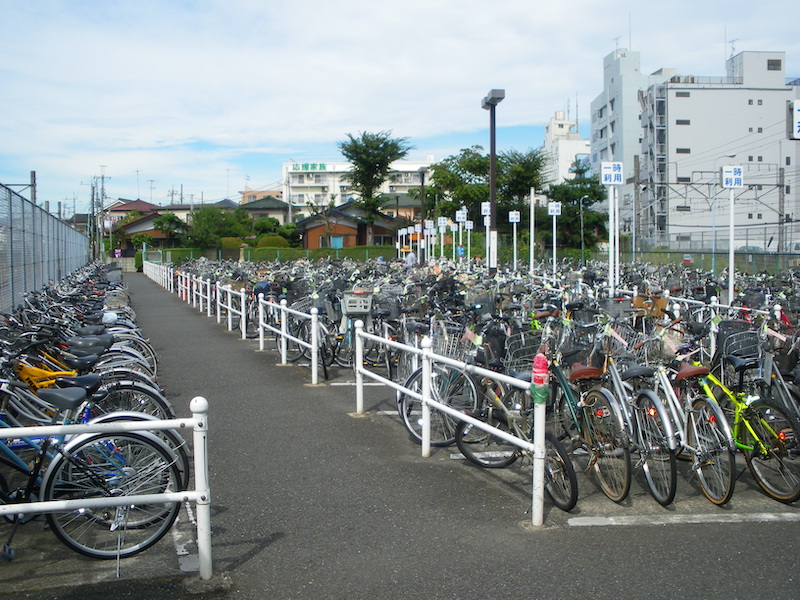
[578,195,588,267]
[482,89,505,274]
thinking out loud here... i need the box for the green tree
[543,160,607,252]
[253,217,280,235]
[153,212,185,247]
[338,130,412,245]
[130,232,153,248]
[498,148,547,214]
[427,146,489,220]
[181,206,225,248]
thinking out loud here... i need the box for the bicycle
[541,304,633,503]
[453,354,579,511]
[0,386,185,561]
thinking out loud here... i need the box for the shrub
[257,235,289,248]
[220,237,245,250]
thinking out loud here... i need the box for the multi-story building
[541,110,591,189]
[281,159,434,222]
[639,51,799,251]
[590,49,674,238]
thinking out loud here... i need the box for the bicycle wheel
[398,366,479,446]
[87,381,175,421]
[689,397,736,505]
[740,400,800,503]
[583,387,632,503]
[42,432,183,559]
[543,432,579,512]
[454,410,519,468]
[274,317,305,362]
[636,390,677,506]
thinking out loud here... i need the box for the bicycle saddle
[405,321,430,335]
[569,363,602,381]
[620,365,655,380]
[36,386,86,412]
[55,373,103,394]
[724,354,760,373]
[673,363,709,383]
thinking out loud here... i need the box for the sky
[1,0,798,216]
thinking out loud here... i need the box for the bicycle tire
[740,400,800,503]
[87,380,176,421]
[635,389,677,507]
[42,431,182,559]
[543,432,579,512]
[689,397,736,505]
[454,410,519,468]
[583,387,632,503]
[274,317,305,362]
[398,366,479,446]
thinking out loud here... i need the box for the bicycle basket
[503,329,545,374]
[431,319,471,361]
[721,330,761,359]
[342,291,373,316]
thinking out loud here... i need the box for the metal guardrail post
[279,299,288,364]
[258,294,266,351]
[355,320,364,413]
[190,396,213,581]
[420,336,432,458]
[310,307,319,385]
[206,279,213,317]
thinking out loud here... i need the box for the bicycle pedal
[1,544,14,561]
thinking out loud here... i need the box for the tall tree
[544,160,607,251]
[427,146,489,220]
[498,148,547,213]
[338,130,412,245]
[153,212,185,247]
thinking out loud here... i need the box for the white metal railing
[257,296,322,385]
[216,283,247,340]
[353,321,549,527]
[0,396,213,581]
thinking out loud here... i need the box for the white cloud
[1,0,798,210]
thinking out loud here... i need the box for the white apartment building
[639,51,800,251]
[541,111,591,189]
[590,49,674,238]
[281,159,434,222]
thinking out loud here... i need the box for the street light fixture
[482,89,504,273]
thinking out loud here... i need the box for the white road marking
[568,512,800,527]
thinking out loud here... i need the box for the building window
[758,214,763,220]
[758,127,763,133]
[787,185,791,194]
[677,177,691,183]
[767,59,782,71]
[748,156,754,162]
[758,156,763,162]
[748,99,754,105]
[786,157,791,166]
[676,148,691,154]
[758,99,763,105]
[748,213,753,219]
[676,119,690,125]
[748,128,753,132]
[676,91,690,98]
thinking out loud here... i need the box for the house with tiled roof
[294,200,395,249]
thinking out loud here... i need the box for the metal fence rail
[0,183,89,314]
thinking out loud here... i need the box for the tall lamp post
[578,195,588,267]
[482,89,504,274]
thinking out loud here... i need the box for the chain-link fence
[0,183,89,313]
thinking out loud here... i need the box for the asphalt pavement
[2,272,799,600]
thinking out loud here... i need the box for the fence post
[279,299,288,364]
[240,288,247,340]
[206,279,213,317]
[189,395,213,581]
[355,320,364,413]
[258,294,266,351]
[420,336,433,458]
[216,281,222,325]
[310,307,319,385]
